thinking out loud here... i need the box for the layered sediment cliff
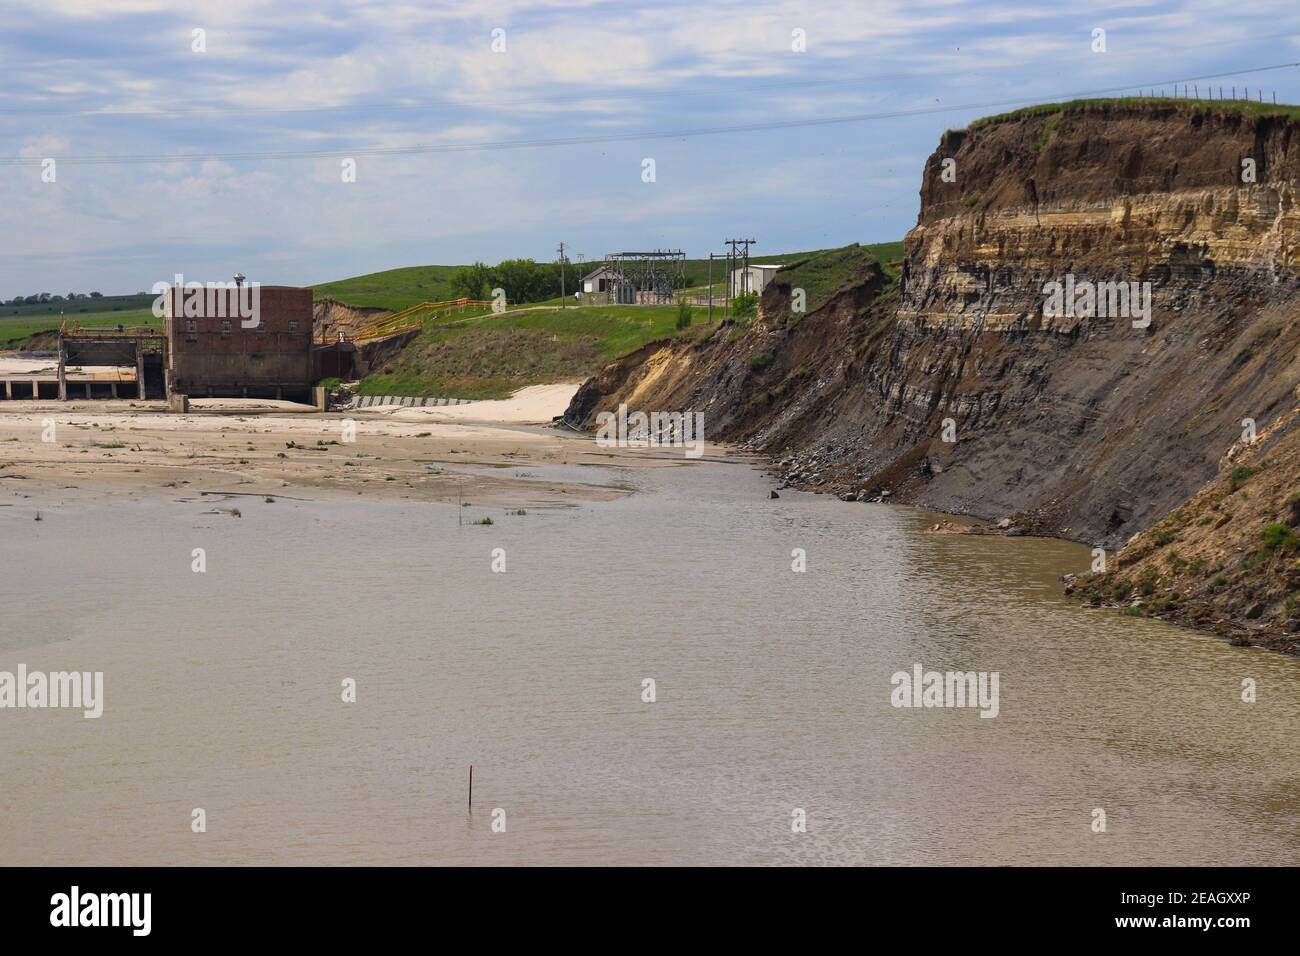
[565,101,1300,649]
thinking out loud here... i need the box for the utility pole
[724,238,757,305]
[557,241,567,309]
[723,243,732,320]
[707,253,714,323]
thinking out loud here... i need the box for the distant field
[0,308,160,348]
[0,294,158,346]
[1,293,154,320]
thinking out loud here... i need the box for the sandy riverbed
[0,384,723,510]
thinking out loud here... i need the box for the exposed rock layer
[565,104,1300,646]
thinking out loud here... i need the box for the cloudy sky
[2,0,1299,298]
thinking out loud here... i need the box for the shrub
[1227,465,1257,491]
[1261,522,1298,553]
[749,351,774,371]
[676,298,693,330]
[1137,569,1159,596]
[732,291,759,322]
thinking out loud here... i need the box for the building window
[185,319,198,343]
[288,320,299,333]
[220,319,232,338]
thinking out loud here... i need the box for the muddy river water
[1,448,1297,865]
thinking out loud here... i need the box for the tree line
[5,292,106,306]
[449,260,567,304]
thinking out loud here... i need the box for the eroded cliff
[565,100,1300,646]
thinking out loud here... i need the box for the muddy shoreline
[0,397,723,514]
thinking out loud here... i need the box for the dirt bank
[564,101,1300,652]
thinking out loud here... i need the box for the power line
[2,31,1296,119]
[2,61,1297,168]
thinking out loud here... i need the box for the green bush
[676,298,693,330]
[1137,569,1159,597]
[1261,522,1298,553]
[1227,465,1257,491]
[732,291,759,322]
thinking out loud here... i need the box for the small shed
[730,264,782,298]
[582,265,618,294]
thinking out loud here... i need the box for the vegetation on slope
[357,304,684,400]
[766,243,889,328]
[323,241,903,398]
[1069,407,1300,654]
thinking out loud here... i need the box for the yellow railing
[327,298,495,343]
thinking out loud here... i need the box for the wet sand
[0,388,722,511]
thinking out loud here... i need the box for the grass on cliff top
[771,243,887,328]
[357,303,687,399]
[967,96,1300,132]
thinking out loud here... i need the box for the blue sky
[2,0,1299,298]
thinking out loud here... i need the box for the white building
[581,265,617,294]
[730,264,782,298]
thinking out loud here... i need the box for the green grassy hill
[312,241,905,313]
[356,242,898,399]
[311,265,466,310]
[358,303,683,400]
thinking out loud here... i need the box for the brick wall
[165,286,313,399]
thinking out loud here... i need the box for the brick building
[164,285,313,401]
